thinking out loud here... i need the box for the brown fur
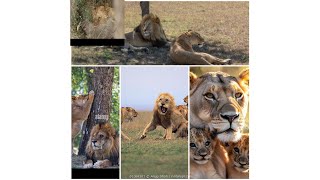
[190,128,225,179]
[72,90,94,153]
[225,134,249,179]
[176,105,188,120]
[183,95,188,105]
[140,93,188,140]
[121,107,138,140]
[125,13,168,47]
[170,30,231,65]
[84,123,119,169]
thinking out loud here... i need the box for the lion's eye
[235,92,243,99]
[99,134,104,138]
[160,98,162,101]
[165,99,169,102]
[205,141,211,146]
[204,93,215,100]
[190,143,196,148]
[234,147,240,153]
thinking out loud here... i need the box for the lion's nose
[220,112,239,123]
[239,157,248,165]
[199,149,207,157]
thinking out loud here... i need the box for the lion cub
[225,134,249,179]
[190,128,222,179]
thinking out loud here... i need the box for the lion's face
[190,128,216,165]
[185,30,205,47]
[156,93,176,115]
[89,123,115,151]
[122,107,138,122]
[228,134,249,173]
[190,69,249,143]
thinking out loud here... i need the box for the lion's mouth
[160,106,168,113]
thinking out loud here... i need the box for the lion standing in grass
[140,93,188,140]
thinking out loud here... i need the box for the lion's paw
[140,134,146,139]
[83,163,93,169]
[93,160,112,169]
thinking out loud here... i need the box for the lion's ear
[238,68,249,94]
[190,72,198,90]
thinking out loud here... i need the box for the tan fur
[170,30,231,65]
[140,93,188,140]
[190,128,226,179]
[121,107,138,140]
[190,69,249,143]
[176,105,188,120]
[225,134,249,179]
[125,13,168,47]
[84,123,119,169]
[183,95,188,105]
[72,90,94,153]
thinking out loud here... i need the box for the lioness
[170,30,231,65]
[190,69,249,143]
[121,107,138,140]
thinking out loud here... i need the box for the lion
[190,128,227,179]
[169,30,231,65]
[225,134,249,179]
[125,13,168,49]
[140,93,188,140]
[183,95,188,105]
[72,90,94,153]
[84,122,119,169]
[176,105,188,120]
[121,107,138,140]
[190,69,249,143]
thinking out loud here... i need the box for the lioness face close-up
[188,31,205,47]
[190,71,249,143]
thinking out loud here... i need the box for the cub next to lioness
[170,30,230,65]
[225,134,249,179]
[190,128,226,179]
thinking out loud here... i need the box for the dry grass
[121,111,188,179]
[125,1,249,62]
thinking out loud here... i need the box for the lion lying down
[125,13,169,50]
[170,30,231,65]
[140,93,188,140]
[83,122,119,169]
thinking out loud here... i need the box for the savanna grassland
[121,111,188,179]
[72,1,248,65]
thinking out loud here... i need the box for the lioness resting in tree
[170,30,231,65]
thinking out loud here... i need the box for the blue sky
[121,67,188,111]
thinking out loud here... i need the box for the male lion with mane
[84,122,119,169]
[125,13,168,49]
[140,93,188,140]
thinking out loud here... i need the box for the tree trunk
[78,67,114,155]
[140,1,150,18]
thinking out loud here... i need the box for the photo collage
[71,0,249,179]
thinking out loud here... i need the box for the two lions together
[125,13,230,65]
[190,69,249,179]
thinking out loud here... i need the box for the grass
[121,111,188,179]
[125,1,249,60]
